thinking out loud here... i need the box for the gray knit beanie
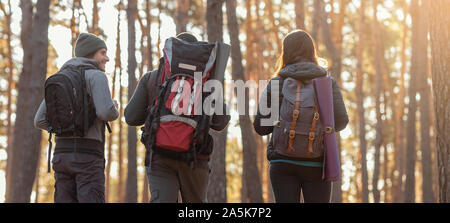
[75,33,107,58]
[176,32,198,43]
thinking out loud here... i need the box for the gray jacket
[34,57,119,143]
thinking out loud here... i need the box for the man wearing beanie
[34,33,119,203]
[124,32,230,203]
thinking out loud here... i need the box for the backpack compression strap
[287,81,302,152]
[308,95,320,154]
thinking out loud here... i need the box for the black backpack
[44,65,97,172]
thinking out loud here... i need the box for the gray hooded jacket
[34,57,119,143]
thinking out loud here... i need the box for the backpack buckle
[292,110,300,119]
[289,130,296,139]
[309,132,315,141]
[314,112,320,120]
[324,126,334,134]
[274,120,281,128]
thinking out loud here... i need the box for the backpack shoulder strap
[147,57,165,106]
[278,77,285,104]
[78,67,90,136]
[79,66,112,135]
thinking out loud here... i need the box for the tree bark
[418,0,434,203]
[311,0,321,43]
[335,0,346,56]
[145,0,153,71]
[70,0,81,55]
[318,0,341,79]
[392,1,408,202]
[206,0,227,203]
[7,0,50,203]
[428,0,450,203]
[1,0,15,203]
[404,0,426,203]
[254,1,267,193]
[156,0,162,59]
[226,0,264,203]
[264,0,280,54]
[317,0,343,202]
[92,0,100,35]
[118,69,124,202]
[125,0,138,203]
[355,0,369,203]
[176,0,189,34]
[244,0,255,81]
[115,2,124,203]
[371,0,383,203]
[332,0,347,203]
[106,2,123,202]
[294,0,305,30]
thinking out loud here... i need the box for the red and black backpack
[141,37,219,167]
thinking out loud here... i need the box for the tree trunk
[156,0,162,59]
[335,0,346,56]
[318,0,341,79]
[428,0,450,203]
[405,0,426,203]
[6,0,33,201]
[418,0,434,203]
[176,0,189,34]
[106,3,122,202]
[125,0,138,203]
[332,0,347,203]
[393,1,408,202]
[379,26,396,204]
[92,0,100,35]
[208,129,228,203]
[118,73,124,202]
[383,143,389,202]
[70,0,81,55]
[116,64,124,202]
[333,0,347,202]
[264,0,280,54]
[206,0,227,203]
[427,55,439,202]
[7,0,50,203]
[254,0,267,191]
[145,0,153,71]
[1,0,15,203]
[355,0,369,203]
[241,0,256,201]
[226,0,264,203]
[244,0,255,81]
[311,0,321,43]
[33,150,41,203]
[371,0,383,203]
[317,0,343,202]
[294,0,305,30]
[138,20,146,79]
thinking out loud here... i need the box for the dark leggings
[269,162,332,203]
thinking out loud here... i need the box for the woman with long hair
[253,30,349,203]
